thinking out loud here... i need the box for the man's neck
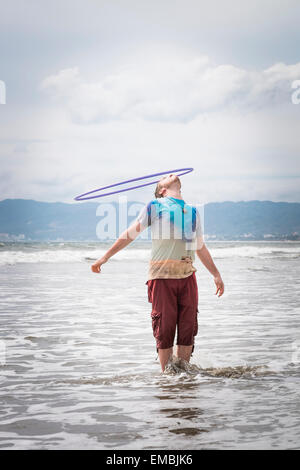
[165,189,183,200]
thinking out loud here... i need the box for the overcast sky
[0,0,300,204]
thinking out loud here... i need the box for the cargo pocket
[151,309,162,340]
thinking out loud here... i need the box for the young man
[91,173,224,372]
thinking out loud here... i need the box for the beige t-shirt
[137,197,204,280]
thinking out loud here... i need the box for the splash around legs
[158,344,194,373]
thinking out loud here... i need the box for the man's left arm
[194,207,224,297]
[196,242,225,297]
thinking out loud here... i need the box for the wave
[210,245,300,259]
[0,248,151,265]
[162,357,275,378]
[0,243,299,265]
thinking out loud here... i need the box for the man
[91,173,224,372]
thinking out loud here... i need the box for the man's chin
[168,178,181,191]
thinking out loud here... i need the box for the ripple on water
[1,248,300,450]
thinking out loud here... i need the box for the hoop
[74,168,194,201]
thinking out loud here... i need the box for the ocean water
[0,240,299,450]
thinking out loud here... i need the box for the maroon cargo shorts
[146,272,199,350]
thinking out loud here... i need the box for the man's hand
[214,274,224,297]
[91,256,108,274]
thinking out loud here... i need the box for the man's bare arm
[196,243,225,297]
[91,220,145,273]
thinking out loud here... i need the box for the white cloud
[40,54,300,124]
[2,48,300,203]
[1,97,300,203]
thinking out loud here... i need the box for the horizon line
[0,197,300,205]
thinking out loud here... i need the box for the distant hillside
[0,198,299,241]
[204,200,300,240]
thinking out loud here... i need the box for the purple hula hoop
[74,168,194,201]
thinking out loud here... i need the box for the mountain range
[0,198,299,241]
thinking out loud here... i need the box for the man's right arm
[91,204,150,273]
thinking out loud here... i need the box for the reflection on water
[160,407,204,420]
[0,242,300,449]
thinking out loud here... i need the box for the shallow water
[0,241,300,449]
